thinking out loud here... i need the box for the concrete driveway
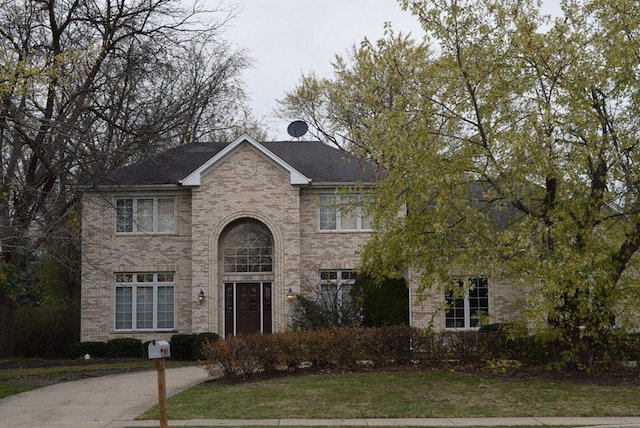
[0,365,209,428]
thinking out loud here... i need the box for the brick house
[80,134,524,342]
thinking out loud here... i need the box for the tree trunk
[0,294,15,357]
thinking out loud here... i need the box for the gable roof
[98,134,378,187]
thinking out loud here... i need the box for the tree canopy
[278,0,640,368]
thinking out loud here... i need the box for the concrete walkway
[1,366,639,428]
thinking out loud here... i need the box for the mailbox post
[148,340,171,428]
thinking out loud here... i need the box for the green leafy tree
[279,0,640,369]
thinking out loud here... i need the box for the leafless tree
[0,0,253,356]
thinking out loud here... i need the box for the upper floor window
[222,221,273,273]
[116,197,175,234]
[318,194,372,231]
[114,272,175,331]
[445,278,489,329]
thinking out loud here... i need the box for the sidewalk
[107,417,640,427]
[0,366,639,428]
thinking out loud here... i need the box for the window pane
[136,286,154,329]
[319,195,337,230]
[223,222,272,273]
[157,286,174,329]
[136,199,153,232]
[360,211,373,230]
[341,210,357,230]
[157,273,174,282]
[116,273,133,283]
[469,278,489,327]
[116,199,133,233]
[157,198,175,232]
[115,287,132,329]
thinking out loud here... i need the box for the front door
[224,282,272,336]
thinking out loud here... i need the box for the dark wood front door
[224,282,272,337]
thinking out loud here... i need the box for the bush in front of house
[105,337,144,358]
[202,326,431,380]
[193,332,220,360]
[170,332,221,360]
[170,334,198,360]
[69,341,107,359]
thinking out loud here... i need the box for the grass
[2,359,638,428]
[138,370,640,421]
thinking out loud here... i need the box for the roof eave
[307,181,377,188]
[80,183,186,192]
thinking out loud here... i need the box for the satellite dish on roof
[287,120,308,138]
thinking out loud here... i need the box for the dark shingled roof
[100,140,378,186]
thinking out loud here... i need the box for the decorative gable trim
[179,133,311,187]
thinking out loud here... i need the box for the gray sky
[224,1,562,140]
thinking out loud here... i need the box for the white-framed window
[318,194,372,231]
[114,272,175,331]
[222,221,273,273]
[445,278,489,329]
[115,197,175,234]
[319,269,357,307]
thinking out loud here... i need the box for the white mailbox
[148,340,171,359]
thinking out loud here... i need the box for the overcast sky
[223,0,562,140]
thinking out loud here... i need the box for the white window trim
[115,196,176,235]
[113,272,176,332]
[444,278,489,330]
[318,194,373,232]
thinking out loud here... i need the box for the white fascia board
[180,133,310,186]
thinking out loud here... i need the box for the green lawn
[139,370,640,420]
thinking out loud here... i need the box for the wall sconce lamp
[286,288,295,301]
[198,289,206,303]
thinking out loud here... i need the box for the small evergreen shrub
[105,337,144,358]
[170,334,198,360]
[69,341,107,359]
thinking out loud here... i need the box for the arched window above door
[222,220,273,273]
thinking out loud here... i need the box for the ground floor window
[114,272,175,331]
[445,278,488,329]
[319,269,357,308]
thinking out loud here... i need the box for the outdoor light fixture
[286,288,295,300]
[198,289,206,303]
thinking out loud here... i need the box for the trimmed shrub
[170,333,221,360]
[367,325,417,366]
[442,331,481,362]
[202,335,259,379]
[193,333,220,360]
[170,334,198,360]
[69,341,107,359]
[414,329,449,365]
[105,337,144,358]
